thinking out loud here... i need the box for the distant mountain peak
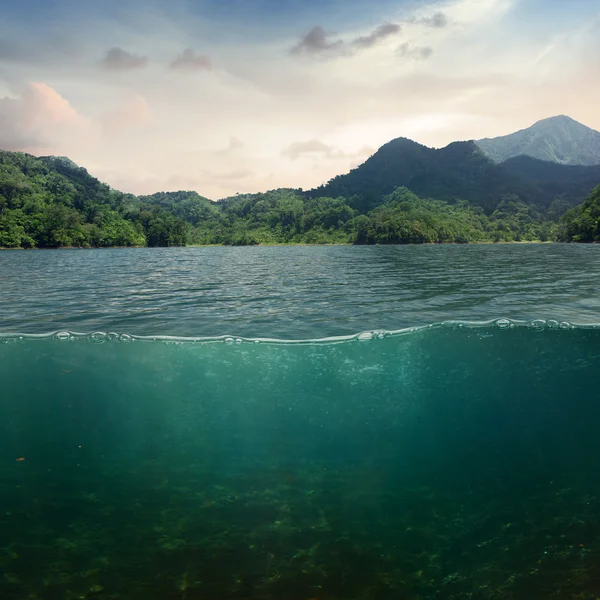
[537,114,575,123]
[476,115,600,166]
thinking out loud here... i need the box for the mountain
[3,116,600,248]
[310,139,519,211]
[475,115,600,166]
[309,137,600,212]
[0,150,189,248]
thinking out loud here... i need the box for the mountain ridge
[308,135,600,213]
[2,114,600,247]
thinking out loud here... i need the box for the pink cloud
[0,82,93,153]
[22,82,89,129]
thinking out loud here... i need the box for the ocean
[1,245,600,599]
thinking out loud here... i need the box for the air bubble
[559,321,572,330]
[494,319,511,330]
[54,331,71,342]
[224,337,234,345]
[88,332,107,344]
[106,332,120,342]
[546,320,559,329]
[235,338,242,345]
[374,330,386,340]
[357,332,374,342]
[528,319,546,331]
[119,334,133,343]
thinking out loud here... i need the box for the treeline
[0,150,598,248]
[186,187,555,245]
[0,152,186,248]
[557,185,600,242]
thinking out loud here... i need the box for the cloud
[170,48,211,72]
[217,136,245,154]
[0,82,94,152]
[414,12,449,28]
[289,26,344,56]
[1,0,598,201]
[282,140,338,159]
[290,22,402,57]
[351,23,402,49]
[0,96,39,149]
[397,43,434,59]
[101,47,148,70]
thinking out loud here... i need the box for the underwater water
[2,323,600,600]
[2,246,600,599]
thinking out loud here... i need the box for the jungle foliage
[557,185,600,242]
[0,149,598,248]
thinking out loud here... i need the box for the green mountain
[476,115,600,166]
[310,137,600,212]
[2,118,600,249]
[0,150,188,248]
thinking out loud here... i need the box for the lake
[2,244,600,338]
[1,244,600,600]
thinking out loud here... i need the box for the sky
[0,0,599,199]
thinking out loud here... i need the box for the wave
[0,317,595,345]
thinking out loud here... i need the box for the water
[2,245,600,599]
[2,245,600,337]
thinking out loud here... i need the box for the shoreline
[0,240,559,251]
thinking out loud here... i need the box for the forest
[0,149,598,248]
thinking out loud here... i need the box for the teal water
[2,246,600,599]
[2,245,600,337]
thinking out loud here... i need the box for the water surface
[2,244,600,337]
[2,245,600,599]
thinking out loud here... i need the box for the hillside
[558,185,600,242]
[309,137,600,212]
[0,148,560,248]
[0,151,188,248]
[138,191,219,225]
[309,139,522,212]
[2,123,600,249]
[476,115,600,166]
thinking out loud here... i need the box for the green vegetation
[557,185,600,242]
[0,147,599,248]
[0,151,185,249]
[311,138,600,212]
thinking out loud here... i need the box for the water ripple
[1,245,600,338]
